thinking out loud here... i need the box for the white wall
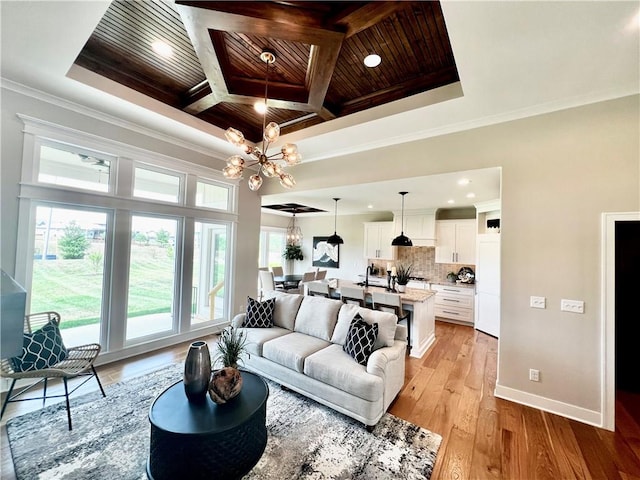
[260,94,640,424]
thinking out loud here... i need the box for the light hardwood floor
[2,321,640,479]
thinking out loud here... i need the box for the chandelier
[222,49,302,191]
[286,210,303,246]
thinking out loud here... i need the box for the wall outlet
[529,369,540,382]
[561,299,584,313]
[530,296,546,309]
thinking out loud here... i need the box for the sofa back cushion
[264,291,304,331]
[294,296,342,341]
[331,304,398,351]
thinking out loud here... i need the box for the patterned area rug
[7,363,441,479]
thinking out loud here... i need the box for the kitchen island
[327,280,437,359]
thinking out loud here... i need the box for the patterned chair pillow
[11,320,68,372]
[343,314,379,366]
[244,296,275,328]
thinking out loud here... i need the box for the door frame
[601,212,640,431]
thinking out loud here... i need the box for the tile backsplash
[369,247,475,284]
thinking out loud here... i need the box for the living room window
[259,227,286,268]
[16,116,238,358]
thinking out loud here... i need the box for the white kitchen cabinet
[431,283,475,324]
[363,222,396,260]
[393,209,436,246]
[435,219,476,264]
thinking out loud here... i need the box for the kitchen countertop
[431,282,475,289]
[333,280,436,303]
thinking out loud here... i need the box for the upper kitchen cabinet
[435,219,476,264]
[393,209,437,246]
[364,222,396,260]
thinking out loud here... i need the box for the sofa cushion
[241,327,291,356]
[304,344,383,402]
[11,320,68,372]
[264,291,303,331]
[332,304,397,350]
[343,315,378,366]
[294,296,342,341]
[245,296,275,328]
[262,332,331,373]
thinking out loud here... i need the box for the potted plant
[283,244,304,261]
[395,263,413,292]
[447,271,458,283]
[209,326,247,404]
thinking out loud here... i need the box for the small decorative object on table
[209,326,247,404]
[395,263,412,293]
[447,271,458,283]
[183,340,211,402]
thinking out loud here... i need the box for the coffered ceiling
[75,1,459,143]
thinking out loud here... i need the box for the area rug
[7,363,441,479]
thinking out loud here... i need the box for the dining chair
[288,271,317,295]
[315,270,327,280]
[340,285,366,307]
[371,291,411,354]
[271,266,285,287]
[258,270,283,295]
[307,281,331,298]
[0,311,106,430]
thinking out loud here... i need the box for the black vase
[183,341,211,402]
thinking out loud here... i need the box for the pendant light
[327,198,344,246]
[391,191,413,246]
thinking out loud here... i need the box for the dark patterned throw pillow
[343,314,379,366]
[245,296,275,328]
[11,320,68,372]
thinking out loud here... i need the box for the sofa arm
[366,340,406,378]
[231,313,246,328]
[394,324,407,341]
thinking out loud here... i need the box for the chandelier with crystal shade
[286,210,303,246]
[222,49,302,191]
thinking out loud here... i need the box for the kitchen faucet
[365,263,374,288]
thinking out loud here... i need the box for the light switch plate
[561,299,584,313]
[530,296,546,309]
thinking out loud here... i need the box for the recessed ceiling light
[363,54,381,68]
[368,204,373,209]
[447,199,455,204]
[457,178,471,186]
[151,40,173,58]
[254,101,267,114]
[466,192,476,198]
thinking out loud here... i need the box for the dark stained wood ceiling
[74,1,459,143]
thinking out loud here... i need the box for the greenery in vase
[215,326,248,369]
[395,263,413,285]
[447,271,458,283]
[283,244,304,261]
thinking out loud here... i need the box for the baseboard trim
[495,383,602,427]
[411,332,436,359]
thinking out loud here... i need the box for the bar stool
[371,291,411,354]
[340,286,366,307]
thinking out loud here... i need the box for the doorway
[602,212,640,431]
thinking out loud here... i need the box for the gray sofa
[230,291,407,428]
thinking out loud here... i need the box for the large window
[259,228,286,268]
[29,205,109,346]
[192,221,229,326]
[126,215,179,341]
[16,118,238,358]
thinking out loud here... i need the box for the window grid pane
[134,167,181,203]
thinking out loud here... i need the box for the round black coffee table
[147,370,269,480]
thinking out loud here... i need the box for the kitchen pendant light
[327,198,344,246]
[391,191,413,246]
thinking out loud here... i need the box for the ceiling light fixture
[286,209,303,246]
[222,49,301,191]
[151,40,173,58]
[327,198,344,246]
[391,192,413,246]
[364,54,381,68]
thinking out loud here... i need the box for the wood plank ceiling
[74,1,459,143]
